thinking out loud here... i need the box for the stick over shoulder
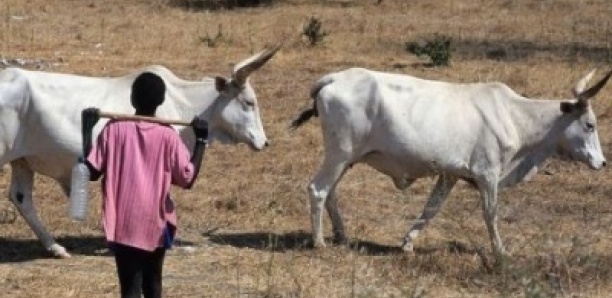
[99,111,191,126]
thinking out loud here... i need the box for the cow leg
[479,179,506,261]
[8,160,70,258]
[308,157,349,248]
[324,184,347,245]
[402,175,457,252]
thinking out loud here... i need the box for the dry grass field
[1,0,612,297]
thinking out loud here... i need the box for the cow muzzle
[249,139,269,151]
[589,157,606,170]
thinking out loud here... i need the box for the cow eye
[243,101,255,107]
[585,122,595,132]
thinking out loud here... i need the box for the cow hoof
[49,244,71,258]
[313,240,327,249]
[401,241,414,253]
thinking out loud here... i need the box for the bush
[199,25,224,48]
[405,34,453,67]
[302,16,328,46]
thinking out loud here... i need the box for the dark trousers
[113,243,166,298]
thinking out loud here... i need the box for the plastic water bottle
[69,156,90,221]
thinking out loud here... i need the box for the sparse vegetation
[405,34,453,67]
[302,16,328,46]
[2,0,612,297]
[199,24,224,48]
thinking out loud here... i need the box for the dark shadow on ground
[454,38,611,63]
[402,36,611,65]
[0,236,198,263]
[168,0,275,11]
[0,236,106,263]
[346,239,482,256]
[207,230,313,252]
[168,0,362,11]
[207,230,482,256]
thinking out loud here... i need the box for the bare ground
[1,0,612,297]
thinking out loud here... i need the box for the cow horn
[233,43,282,86]
[575,68,612,101]
[573,68,597,97]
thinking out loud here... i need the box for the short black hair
[131,72,166,114]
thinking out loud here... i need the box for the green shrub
[405,34,453,67]
[198,25,224,48]
[302,16,328,46]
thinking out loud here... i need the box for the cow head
[207,45,280,150]
[558,69,612,169]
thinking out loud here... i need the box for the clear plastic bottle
[69,156,90,221]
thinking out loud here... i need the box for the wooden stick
[99,112,191,126]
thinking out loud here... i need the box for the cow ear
[560,102,575,114]
[560,100,587,114]
[215,76,229,92]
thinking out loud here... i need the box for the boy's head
[131,72,166,115]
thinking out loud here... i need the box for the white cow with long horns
[291,67,610,261]
[0,45,280,258]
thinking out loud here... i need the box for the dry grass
[1,0,612,297]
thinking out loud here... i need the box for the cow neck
[169,79,219,128]
[508,96,576,152]
[498,97,575,187]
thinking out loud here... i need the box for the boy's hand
[82,107,101,126]
[191,116,208,140]
[81,107,100,157]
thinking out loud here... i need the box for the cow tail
[289,106,317,129]
[290,76,334,129]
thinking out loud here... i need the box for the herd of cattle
[0,45,610,263]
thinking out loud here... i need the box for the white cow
[291,67,610,261]
[0,45,280,258]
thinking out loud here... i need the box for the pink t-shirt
[87,120,194,251]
